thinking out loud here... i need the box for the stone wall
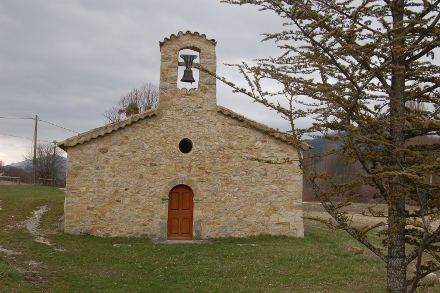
[63,32,304,240]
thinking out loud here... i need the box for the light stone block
[61,31,304,240]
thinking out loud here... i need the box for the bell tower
[158,31,217,112]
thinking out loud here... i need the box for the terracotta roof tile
[217,106,312,150]
[57,109,157,150]
[58,106,311,151]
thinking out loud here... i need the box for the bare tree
[4,166,32,183]
[104,82,159,123]
[25,144,64,182]
[220,1,440,292]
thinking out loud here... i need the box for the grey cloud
[0,0,292,164]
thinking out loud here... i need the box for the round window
[179,138,193,154]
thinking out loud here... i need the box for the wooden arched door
[167,185,194,240]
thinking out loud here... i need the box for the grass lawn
[0,185,386,292]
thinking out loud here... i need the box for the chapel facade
[58,31,305,240]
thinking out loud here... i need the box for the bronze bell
[181,69,195,83]
[180,54,197,83]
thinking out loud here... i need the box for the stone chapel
[58,31,306,240]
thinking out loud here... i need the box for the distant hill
[305,135,343,155]
[8,160,32,170]
[5,156,67,179]
[304,138,327,155]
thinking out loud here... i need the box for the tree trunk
[387,1,407,292]
[387,198,407,293]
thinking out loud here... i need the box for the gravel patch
[303,201,440,231]
[20,205,53,246]
[0,245,22,256]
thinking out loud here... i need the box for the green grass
[0,185,386,292]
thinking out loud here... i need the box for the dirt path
[20,205,54,246]
[22,205,53,246]
[303,201,440,232]
[20,205,66,252]
[0,204,63,286]
[0,245,22,257]
[303,201,387,226]
[0,244,43,284]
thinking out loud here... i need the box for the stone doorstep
[154,240,211,245]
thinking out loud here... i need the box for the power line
[0,133,32,140]
[0,114,80,134]
[0,116,33,120]
[0,132,52,143]
[38,119,80,134]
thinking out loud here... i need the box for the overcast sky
[0,0,294,164]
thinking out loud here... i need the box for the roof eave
[57,109,157,151]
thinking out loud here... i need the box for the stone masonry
[59,31,305,240]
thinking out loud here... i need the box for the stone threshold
[154,240,210,245]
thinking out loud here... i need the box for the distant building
[58,32,306,240]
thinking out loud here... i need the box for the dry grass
[0,185,387,292]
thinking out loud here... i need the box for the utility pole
[52,140,57,187]
[33,114,38,185]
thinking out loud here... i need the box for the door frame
[167,184,194,240]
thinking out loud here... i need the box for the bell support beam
[178,62,200,69]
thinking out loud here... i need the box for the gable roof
[58,109,157,151]
[216,106,311,150]
[57,106,311,151]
